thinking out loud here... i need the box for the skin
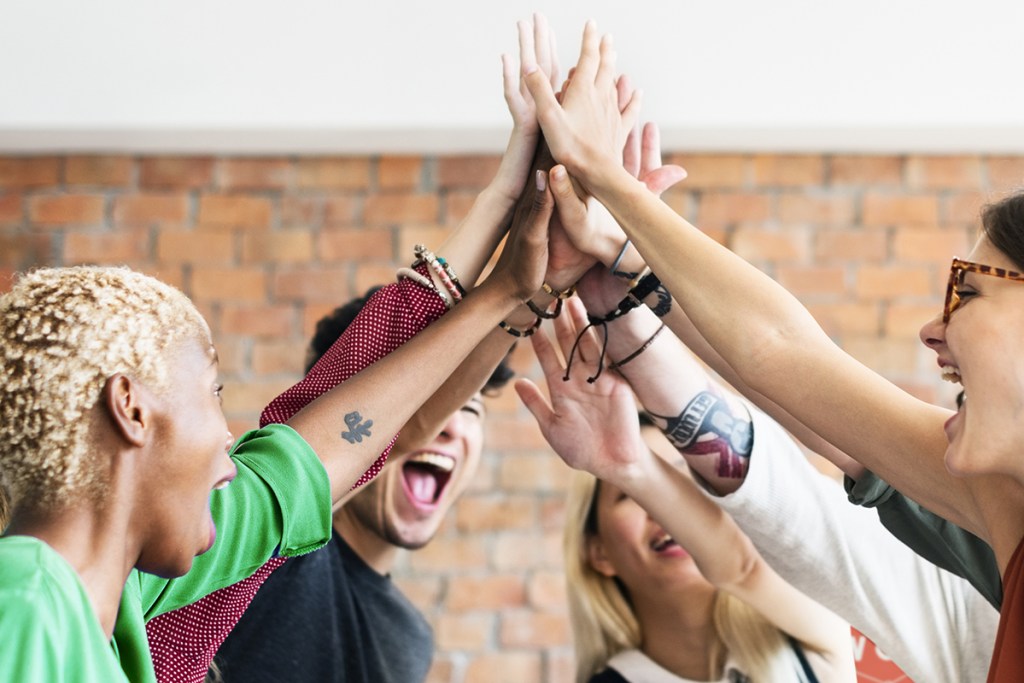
[517,298,856,682]
[335,395,485,574]
[519,19,1024,574]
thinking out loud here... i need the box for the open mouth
[401,452,455,507]
[650,532,678,552]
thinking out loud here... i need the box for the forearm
[288,280,523,502]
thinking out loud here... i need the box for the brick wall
[2,152,1021,682]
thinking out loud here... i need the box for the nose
[437,410,467,442]
[918,311,946,350]
[224,432,235,454]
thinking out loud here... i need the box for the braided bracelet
[526,297,563,320]
[609,324,666,371]
[541,282,576,300]
[498,316,542,338]
[587,270,662,326]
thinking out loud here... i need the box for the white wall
[2,0,1023,153]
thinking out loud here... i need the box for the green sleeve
[138,423,332,619]
[845,469,1002,608]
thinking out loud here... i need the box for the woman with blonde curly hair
[0,180,550,683]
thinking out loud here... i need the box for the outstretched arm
[516,299,855,680]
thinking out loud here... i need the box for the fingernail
[551,166,565,182]
[523,64,538,76]
[535,170,547,191]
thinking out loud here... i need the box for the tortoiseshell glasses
[943,257,1024,323]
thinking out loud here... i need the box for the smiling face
[338,394,486,554]
[134,337,237,578]
[584,427,715,606]
[919,236,1024,479]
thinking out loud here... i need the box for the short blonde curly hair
[0,266,210,511]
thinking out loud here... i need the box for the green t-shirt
[0,424,332,682]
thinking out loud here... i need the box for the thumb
[642,165,688,196]
[549,165,587,228]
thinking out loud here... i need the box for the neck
[332,511,399,575]
[7,495,137,639]
[633,587,724,680]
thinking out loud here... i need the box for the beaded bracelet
[396,266,435,291]
[609,324,666,371]
[541,282,576,300]
[498,316,543,338]
[413,244,463,306]
[587,269,661,326]
[526,297,563,320]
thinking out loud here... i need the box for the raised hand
[515,297,649,484]
[522,21,642,190]
[486,171,553,302]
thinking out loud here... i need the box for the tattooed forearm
[648,283,672,317]
[341,411,374,444]
[649,391,752,478]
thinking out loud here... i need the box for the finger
[643,165,688,196]
[548,23,561,88]
[620,87,643,138]
[562,296,606,369]
[622,121,641,178]
[616,74,634,114]
[518,19,537,71]
[501,54,519,107]
[523,65,563,125]
[640,121,662,177]
[552,294,585,362]
[526,325,566,386]
[515,377,557,431]
[573,20,601,83]
[595,33,616,87]
[549,164,588,232]
[533,13,552,80]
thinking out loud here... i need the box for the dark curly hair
[981,190,1024,271]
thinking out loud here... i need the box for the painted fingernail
[536,170,547,191]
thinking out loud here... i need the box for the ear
[586,534,617,578]
[102,374,148,448]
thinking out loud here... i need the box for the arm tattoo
[341,411,374,444]
[649,390,752,478]
[648,283,672,317]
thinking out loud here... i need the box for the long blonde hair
[563,471,799,682]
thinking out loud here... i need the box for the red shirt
[988,535,1024,682]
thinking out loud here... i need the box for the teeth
[213,480,231,491]
[408,452,455,472]
[940,366,962,384]
[651,533,674,551]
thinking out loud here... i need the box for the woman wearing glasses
[520,20,1024,680]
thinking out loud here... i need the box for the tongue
[406,468,438,504]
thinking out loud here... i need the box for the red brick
[198,194,273,229]
[842,336,921,378]
[63,229,150,264]
[65,156,134,187]
[136,264,185,292]
[987,157,1024,192]
[697,191,772,226]
[219,376,293,415]
[157,229,234,264]
[943,191,988,227]
[0,194,23,225]
[455,494,535,532]
[391,576,443,611]
[0,268,15,294]
[274,266,350,302]
[528,570,568,608]
[482,414,548,450]
[892,228,971,264]
[906,156,983,189]
[500,611,571,648]
[378,156,423,190]
[0,157,61,188]
[191,266,267,303]
[296,158,371,190]
[730,226,810,262]
[322,196,358,227]
[435,613,494,650]
[437,156,502,189]
[210,336,247,375]
[140,157,214,189]
[409,536,488,572]
[752,154,825,186]
[446,575,526,611]
[220,304,295,338]
[854,265,933,299]
[241,231,314,263]
[252,340,306,375]
[217,158,291,191]
[498,454,571,492]
[492,532,548,571]
[319,228,394,262]
[777,193,855,226]
[815,230,888,262]
[806,302,881,337]
[282,197,322,228]
[114,193,188,226]
[885,303,941,337]
[29,195,105,226]
[862,192,939,227]
[776,265,847,297]
[303,302,341,339]
[354,263,402,294]
[661,188,697,220]
[396,226,453,261]
[829,156,904,186]
[364,193,439,225]
[0,229,53,267]
[665,154,747,188]
[464,652,541,683]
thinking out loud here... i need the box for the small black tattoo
[341,411,373,444]
[649,284,672,317]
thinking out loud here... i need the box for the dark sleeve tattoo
[648,390,752,478]
[647,283,672,317]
